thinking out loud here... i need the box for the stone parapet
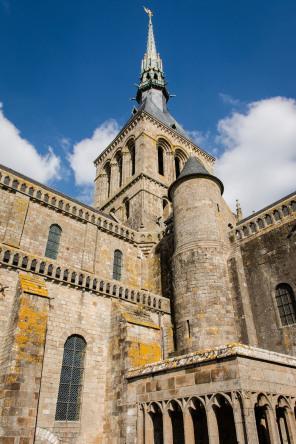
[126,342,296,378]
[230,191,296,244]
[0,242,171,314]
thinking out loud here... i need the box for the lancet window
[55,335,86,421]
[45,224,62,260]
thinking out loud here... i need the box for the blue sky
[1,0,296,215]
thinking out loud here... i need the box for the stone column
[232,393,247,444]
[242,394,259,444]
[163,411,173,444]
[207,408,219,444]
[278,416,289,444]
[265,407,281,444]
[144,410,154,443]
[122,149,130,184]
[285,410,296,443]
[97,172,108,205]
[137,406,145,444]
[183,410,195,444]
[110,161,118,197]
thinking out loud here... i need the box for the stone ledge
[126,343,296,379]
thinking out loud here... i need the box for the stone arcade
[1,9,296,444]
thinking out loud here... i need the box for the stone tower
[93,10,215,231]
[169,157,238,354]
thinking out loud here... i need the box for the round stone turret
[169,157,238,354]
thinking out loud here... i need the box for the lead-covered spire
[136,8,169,104]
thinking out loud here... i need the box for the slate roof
[0,163,115,221]
[124,97,196,145]
[168,156,224,199]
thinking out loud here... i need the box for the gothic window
[45,224,62,260]
[250,222,256,233]
[291,201,296,212]
[275,284,296,326]
[12,179,18,189]
[158,147,164,175]
[243,226,248,236]
[113,250,123,281]
[55,335,86,422]
[175,157,181,178]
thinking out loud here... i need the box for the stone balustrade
[0,243,170,314]
[230,192,296,243]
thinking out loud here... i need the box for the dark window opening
[124,199,130,220]
[158,147,164,176]
[131,144,136,175]
[175,157,181,178]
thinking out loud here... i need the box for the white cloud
[0,103,61,183]
[215,97,296,216]
[219,93,240,106]
[69,119,120,186]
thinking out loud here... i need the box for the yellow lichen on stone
[128,338,161,369]
[19,274,49,298]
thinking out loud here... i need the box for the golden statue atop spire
[143,6,153,18]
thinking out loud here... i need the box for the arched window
[55,335,86,421]
[175,157,181,178]
[113,250,123,281]
[158,147,164,176]
[45,224,62,260]
[275,284,296,326]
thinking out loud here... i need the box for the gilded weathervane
[143,6,153,18]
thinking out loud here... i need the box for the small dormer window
[171,123,176,130]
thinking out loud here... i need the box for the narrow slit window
[158,147,164,175]
[55,335,86,421]
[175,157,180,178]
[45,224,62,260]
[113,250,123,281]
[131,144,136,175]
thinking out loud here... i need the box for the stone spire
[136,8,169,104]
[236,199,243,221]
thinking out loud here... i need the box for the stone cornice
[126,343,296,379]
[94,110,215,167]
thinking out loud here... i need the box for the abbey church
[1,9,296,444]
